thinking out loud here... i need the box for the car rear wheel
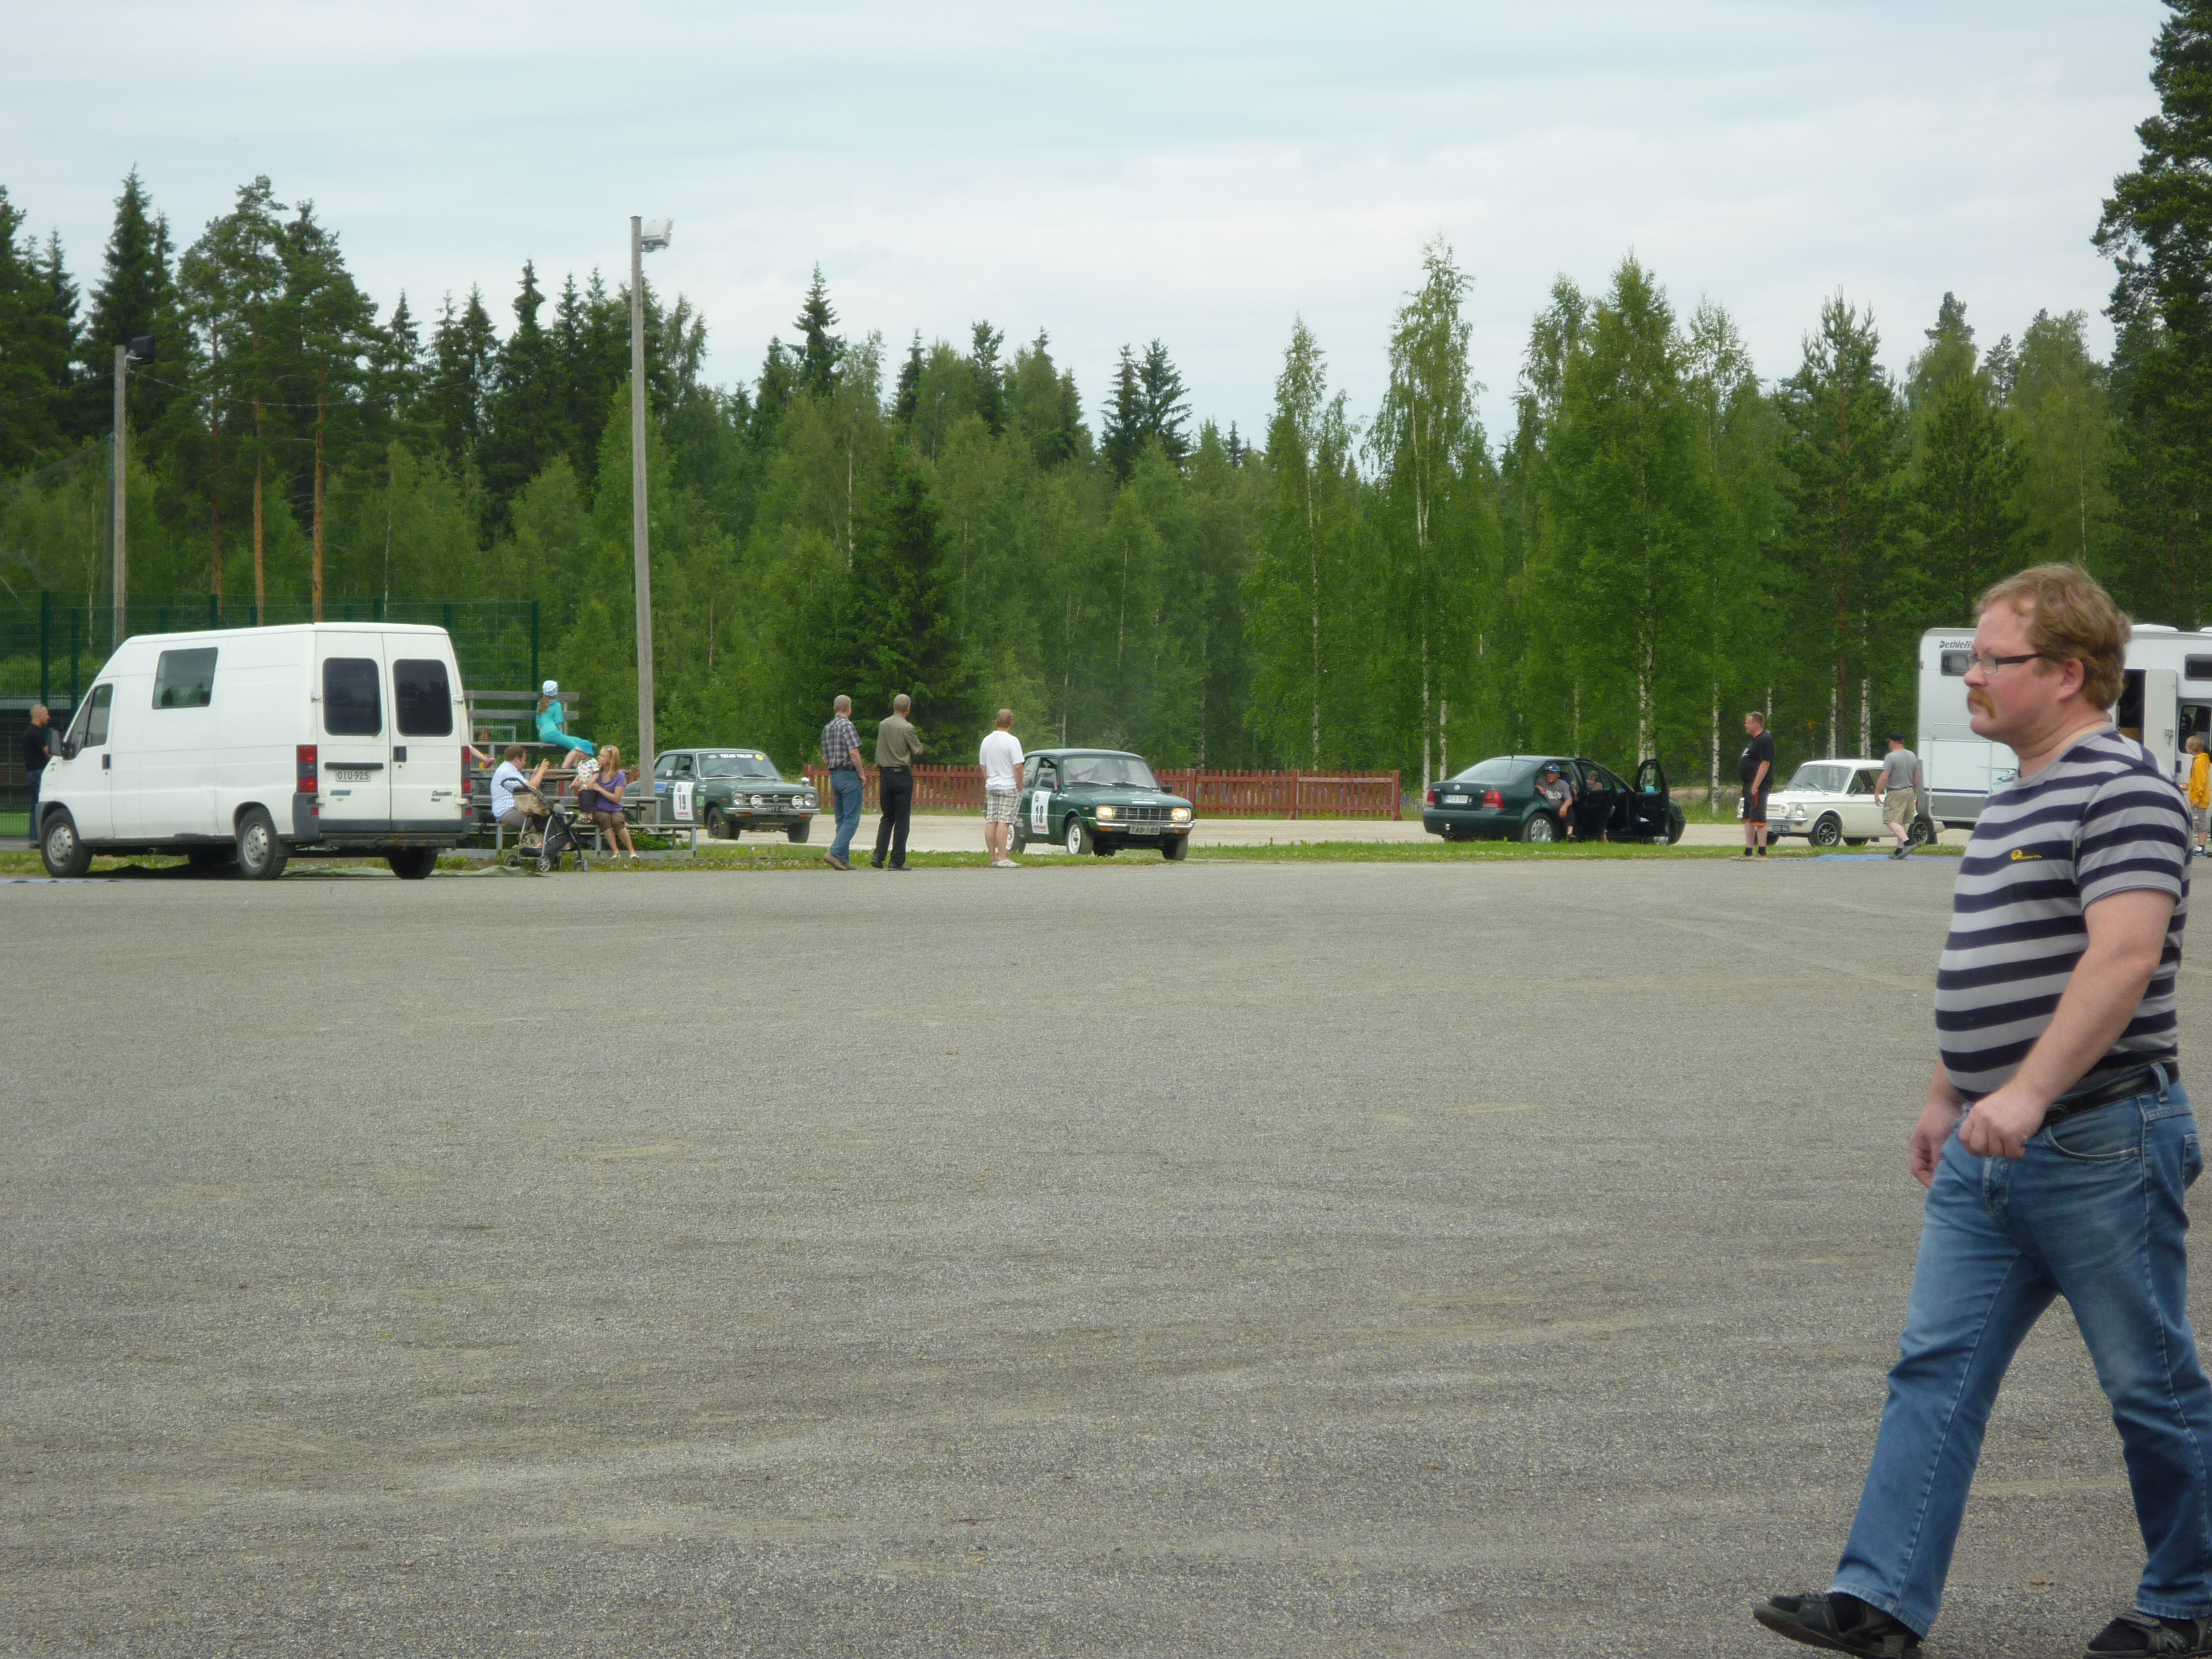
[1520,812,1557,844]
[786,818,811,843]
[387,847,438,880]
[1809,814,1843,848]
[1065,814,1093,857]
[40,810,91,878]
[236,807,288,880]
[1909,814,1937,847]
[1010,826,1029,854]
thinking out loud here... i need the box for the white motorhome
[37,623,468,880]
[1917,623,2207,831]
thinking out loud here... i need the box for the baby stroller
[505,785,591,874]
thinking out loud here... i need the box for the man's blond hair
[1976,562,2130,711]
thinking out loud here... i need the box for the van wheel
[236,808,287,880]
[387,848,438,880]
[40,810,91,878]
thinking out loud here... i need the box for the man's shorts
[1741,789,1768,825]
[1883,787,1916,827]
[985,789,1018,826]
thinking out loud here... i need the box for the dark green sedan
[1012,748,1196,860]
[649,748,819,841]
[1422,754,1683,844]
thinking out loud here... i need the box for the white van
[1917,623,2209,831]
[37,623,468,880]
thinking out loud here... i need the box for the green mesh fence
[0,595,539,713]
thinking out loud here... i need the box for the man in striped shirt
[1757,565,2210,1659]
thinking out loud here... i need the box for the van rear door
[387,649,461,831]
[315,643,392,827]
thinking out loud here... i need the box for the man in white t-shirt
[489,744,550,845]
[978,709,1025,868]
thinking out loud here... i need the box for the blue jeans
[829,769,862,862]
[1834,1076,2212,1635]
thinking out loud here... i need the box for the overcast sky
[4,0,2168,443]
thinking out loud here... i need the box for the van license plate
[333,766,373,782]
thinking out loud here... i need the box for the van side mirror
[61,738,79,761]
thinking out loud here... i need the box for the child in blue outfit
[535,680,593,759]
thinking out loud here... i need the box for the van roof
[117,622,453,647]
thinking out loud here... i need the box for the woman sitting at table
[578,744,639,862]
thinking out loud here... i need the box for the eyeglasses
[1964,651,2051,676]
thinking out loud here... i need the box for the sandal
[2088,1614,2212,1656]
[1754,1593,1921,1657]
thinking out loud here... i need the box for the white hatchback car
[1765,758,1933,848]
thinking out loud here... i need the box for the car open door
[1628,758,1670,841]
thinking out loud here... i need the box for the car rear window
[1450,757,1535,786]
[323,658,382,737]
[393,658,453,736]
[152,648,217,709]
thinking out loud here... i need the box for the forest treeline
[7,1,2212,787]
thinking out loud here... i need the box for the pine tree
[894,332,924,426]
[1138,340,1191,466]
[481,261,565,516]
[82,169,182,444]
[2095,0,2212,622]
[1773,295,1907,754]
[1100,345,1144,480]
[1006,330,1084,468]
[794,267,844,399]
[831,444,978,733]
[0,191,74,467]
[279,201,375,617]
[970,321,1005,434]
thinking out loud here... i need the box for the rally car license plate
[1127,824,1159,835]
[1444,792,1470,804]
[333,767,374,782]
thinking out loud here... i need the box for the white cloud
[6,0,2166,440]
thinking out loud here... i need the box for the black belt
[2043,1062,2179,1124]
[880,764,910,772]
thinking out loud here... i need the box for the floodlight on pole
[111,335,155,648]
[630,215,671,782]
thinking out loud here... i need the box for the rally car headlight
[1095,805,1118,821]
[797,794,817,808]
[1170,806,1192,822]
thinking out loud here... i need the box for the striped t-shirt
[1936,726,2190,1099]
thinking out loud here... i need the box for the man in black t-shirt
[21,703,54,848]
[1739,710,1774,858]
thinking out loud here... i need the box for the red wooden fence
[803,765,1402,820]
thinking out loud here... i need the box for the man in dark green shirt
[872,693,925,870]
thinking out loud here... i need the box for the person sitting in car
[1575,765,1613,842]
[1535,763,1576,832]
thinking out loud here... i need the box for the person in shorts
[1877,734,1923,860]
[577,744,638,863]
[978,709,1024,868]
[1740,711,1774,858]
[1534,763,1575,832]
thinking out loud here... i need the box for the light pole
[630,216,671,780]
[111,334,154,648]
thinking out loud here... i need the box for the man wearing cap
[535,680,592,760]
[1754,564,2208,1659]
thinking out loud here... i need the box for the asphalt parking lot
[6,856,2206,1657]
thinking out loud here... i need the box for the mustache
[1966,691,1996,716]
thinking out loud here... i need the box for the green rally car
[1013,748,1196,860]
[650,748,818,841]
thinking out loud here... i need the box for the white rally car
[1766,758,1933,848]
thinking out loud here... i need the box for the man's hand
[1910,1094,1964,1188]
[1958,1084,2048,1164]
